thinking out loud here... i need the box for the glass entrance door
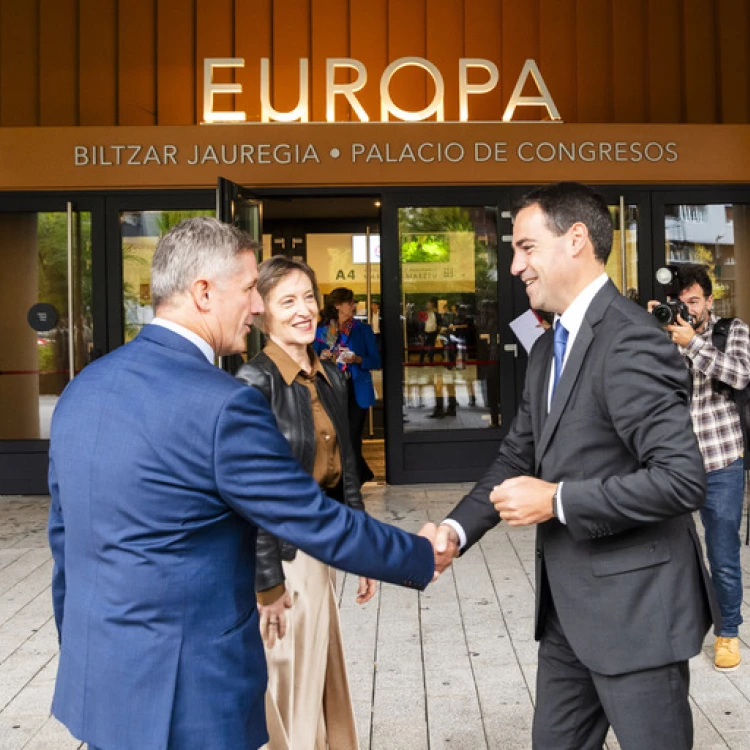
[382,192,517,484]
[0,198,104,494]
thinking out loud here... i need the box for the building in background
[1,0,749,492]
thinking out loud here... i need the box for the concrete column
[0,214,41,439]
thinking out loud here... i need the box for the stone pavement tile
[0,619,58,713]
[0,561,54,628]
[0,549,51,598]
[21,716,81,750]
[0,593,54,665]
[721,729,750,749]
[428,694,487,749]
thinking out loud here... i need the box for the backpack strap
[711,318,735,399]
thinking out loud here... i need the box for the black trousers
[533,605,693,750]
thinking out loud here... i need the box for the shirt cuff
[256,582,286,605]
[442,519,467,550]
[556,482,567,525]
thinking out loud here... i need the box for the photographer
[649,263,750,672]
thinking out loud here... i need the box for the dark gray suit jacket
[449,280,717,676]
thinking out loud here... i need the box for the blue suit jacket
[313,321,381,408]
[48,325,432,750]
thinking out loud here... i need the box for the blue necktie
[552,320,569,396]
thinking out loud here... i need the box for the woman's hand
[258,590,293,648]
[319,349,333,360]
[356,577,377,604]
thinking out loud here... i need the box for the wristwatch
[551,485,560,519]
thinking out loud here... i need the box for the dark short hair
[320,287,355,325]
[674,263,713,298]
[512,182,613,264]
[256,255,320,305]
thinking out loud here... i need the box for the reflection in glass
[0,211,93,440]
[665,204,750,319]
[606,204,639,301]
[121,210,215,342]
[399,206,499,433]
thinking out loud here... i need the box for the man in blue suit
[48,217,436,750]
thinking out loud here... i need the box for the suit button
[536,550,542,559]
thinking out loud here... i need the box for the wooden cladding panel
[156,0,195,125]
[464,0,503,122]
[3,0,750,128]
[311,0,349,122]
[576,0,612,122]
[683,0,718,122]
[502,0,541,120]
[349,0,387,123]
[387,0,427,119]
[40,0,78,126]
[118,0,156,125]
[539,0,577,122]
[716,0,750,123]
[235,0,271,123]
[0,1,39,126]
[426,0,464,123]
[612,0,647,122]
[79,0,117,125]
[272,0,311,118]
[196,0,234,124]
[648,0,684,122]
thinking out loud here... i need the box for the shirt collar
[556,273,609,342]
[264,339,329,386]
[150,318,215,363]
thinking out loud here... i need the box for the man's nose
[510,250,524,277]
[250,288,264,314]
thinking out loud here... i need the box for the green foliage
[400,235,450,263]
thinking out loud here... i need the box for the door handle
[503,343,518,358]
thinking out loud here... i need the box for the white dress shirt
[445,273,611,547]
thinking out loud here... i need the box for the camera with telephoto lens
[651,266,693,326]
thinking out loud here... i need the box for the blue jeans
[701,456,745,637]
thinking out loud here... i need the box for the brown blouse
[263,339,342,489]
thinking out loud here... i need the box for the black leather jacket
[236,351,365,594]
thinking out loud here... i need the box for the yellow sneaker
[714,637,741,672]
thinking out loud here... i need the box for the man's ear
[567,221,589,257]
[707,294,714,311]
[191,279,211,312]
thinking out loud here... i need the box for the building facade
[1,0,749,492]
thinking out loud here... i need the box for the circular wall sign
[27,303,58,332]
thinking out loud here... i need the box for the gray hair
[151,217,260,309]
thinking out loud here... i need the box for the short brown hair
[256,255,320,306]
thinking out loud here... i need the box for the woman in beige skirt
[236,256,376,750]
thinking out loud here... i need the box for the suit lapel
[534,280,619,471]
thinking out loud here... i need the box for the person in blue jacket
[314,287,381,484]
[47,219,436,750]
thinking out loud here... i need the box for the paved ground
[1,485,750,749]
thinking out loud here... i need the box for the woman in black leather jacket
[235,256,375,750]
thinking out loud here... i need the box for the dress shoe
[714,636,741,672]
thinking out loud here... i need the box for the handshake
[415,476,560,581]
[416,523,461,580]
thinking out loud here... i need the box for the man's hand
[356,577,377,604]
[434,524,459,578]
[491,477,557,527]
[258,590,292,649]
[665,315,695,348]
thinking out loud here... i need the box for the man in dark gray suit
[434,182,716,749]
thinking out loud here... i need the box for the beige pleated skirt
[261,550,359,750]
